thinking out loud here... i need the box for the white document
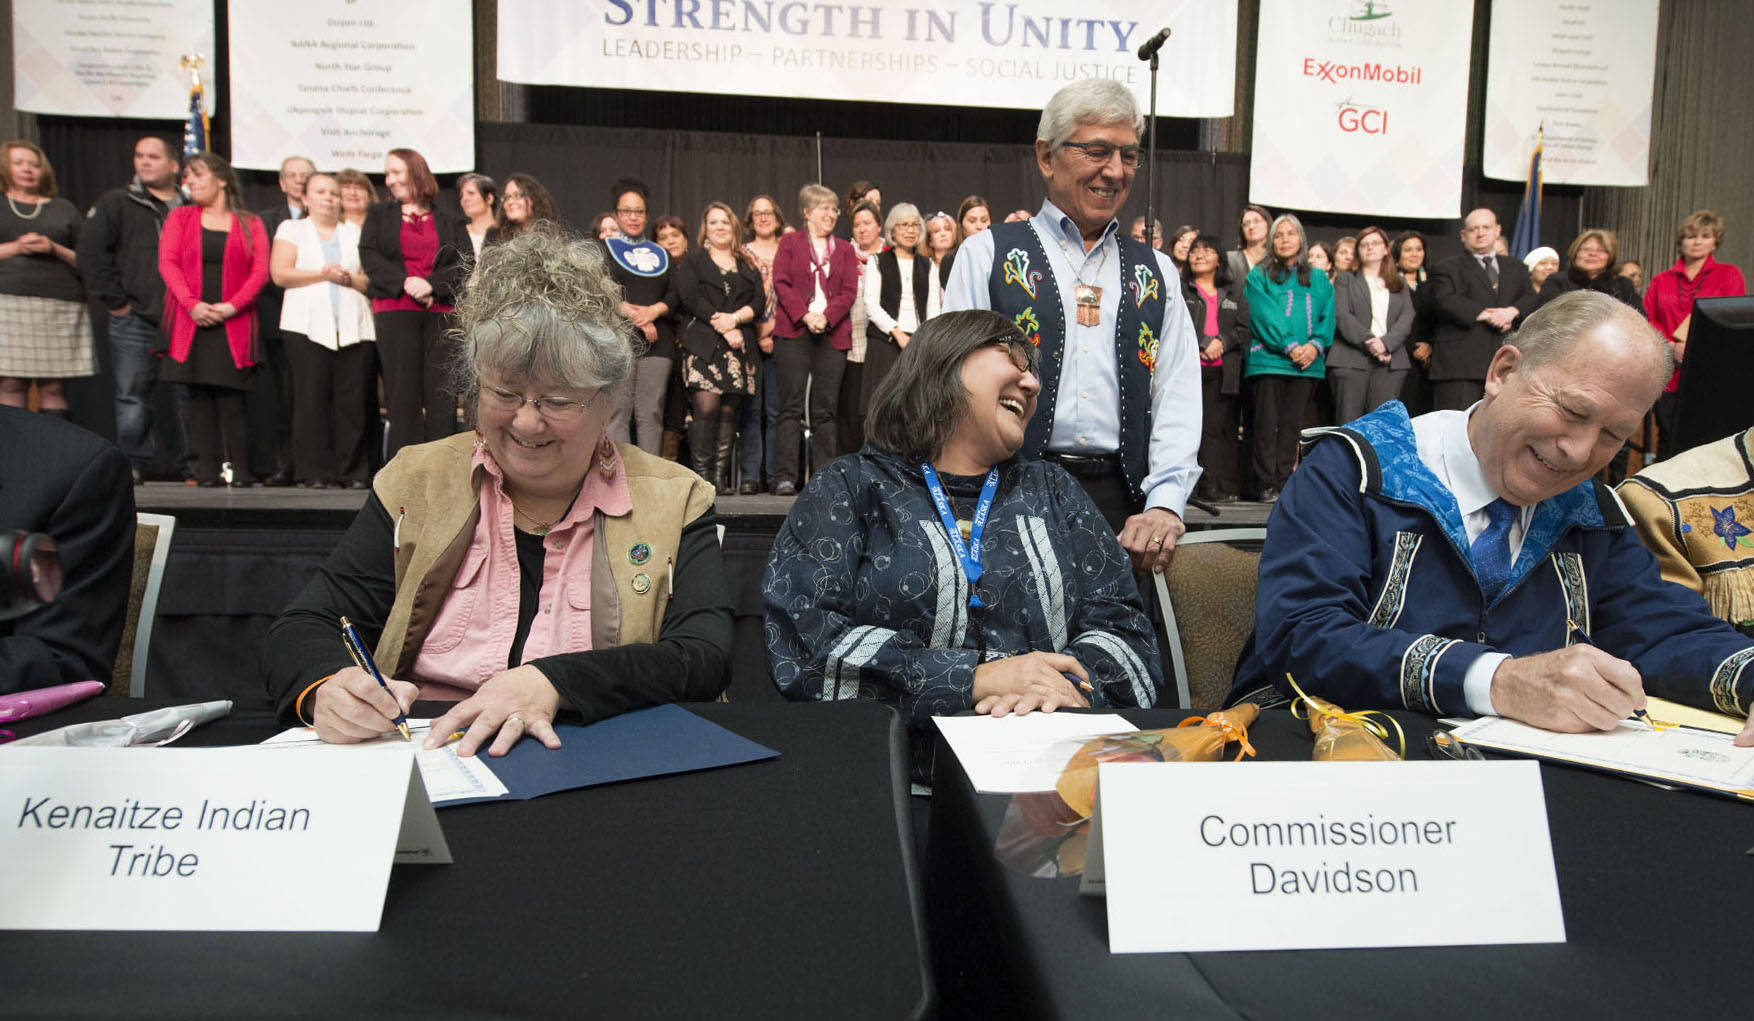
[1091,761,1565,954]
[0,745,434,931]
[1448,716,1754,794]
[933,713,1137,793]
[262,721,509,805]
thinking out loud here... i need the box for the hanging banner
[227,0,475,173]
[13,0,214,118]
[1482,0,1657,187]
[1248,0,1473,218]
[498,0,1237,118]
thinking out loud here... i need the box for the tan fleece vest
[370,434,716,678]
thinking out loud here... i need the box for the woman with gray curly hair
[264,229,733,757]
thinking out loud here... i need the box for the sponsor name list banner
[1483,0,1657,187]
[498,0,1237,118]
[14,0,214,118]
[1249,0,1473,219]
[228,0,475,173]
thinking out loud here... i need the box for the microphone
[1136,27,1172,61]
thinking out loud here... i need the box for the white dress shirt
[942,199,1202,516]
[1411,405,1533,715]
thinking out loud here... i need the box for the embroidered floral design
[1710,505,1754,550]
[1136,322,1158,373]
[1013,307,1042,346]
[1003,249,1041,299]
[1129,264,1160,307]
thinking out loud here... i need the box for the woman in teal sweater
[1244,213,1334,501]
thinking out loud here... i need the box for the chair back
[112,513,176,697]
[1152,528,1266,709]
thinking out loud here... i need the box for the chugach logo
[1330,0,1402,39]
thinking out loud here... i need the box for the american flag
[182,72,208,159]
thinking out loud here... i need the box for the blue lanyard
[921,463,1000,609]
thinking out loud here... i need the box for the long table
[5,698,933,1020]
[927,708,1752,1019]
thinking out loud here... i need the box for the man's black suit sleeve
[0,443,135,693]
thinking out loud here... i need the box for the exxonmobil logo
[1303,59,1422,85]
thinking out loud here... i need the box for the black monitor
[1670,295,1754,458]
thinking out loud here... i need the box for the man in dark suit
[247,155,315,485]
[1426,208,1540,410]
[0,407,135,693]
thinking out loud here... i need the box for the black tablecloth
[5,698,932,1020]
[928,708,1753,1020]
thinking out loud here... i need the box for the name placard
[1086,761,1566,953]
[0,745,447,931]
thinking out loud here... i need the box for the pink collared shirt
[411,443,633,699]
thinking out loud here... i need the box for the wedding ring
[506,715,524,728]
[1149,535,1164,546]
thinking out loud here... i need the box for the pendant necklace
[7,195,42,220]
[1046,228,1109,327]
[510,501,557,537]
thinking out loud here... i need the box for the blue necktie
[1471,498,1518,602]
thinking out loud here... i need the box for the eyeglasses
[1059,140,1144,168]
[480,384,602,422]
[986,336,1039,374]
[615,207,645,216]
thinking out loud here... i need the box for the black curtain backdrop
[35,113,1579,436]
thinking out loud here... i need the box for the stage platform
[132,484,1271,715]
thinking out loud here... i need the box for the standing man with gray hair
[1228,290,1754,745]
[944,77,1202,574]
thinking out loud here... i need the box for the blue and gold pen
[340,615,411,741]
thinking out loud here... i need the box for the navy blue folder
[440,704,778,807]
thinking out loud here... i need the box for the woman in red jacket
[1644,208,1746,459]
[158,152,269,487]
[768,182,861,496]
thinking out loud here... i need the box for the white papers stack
[261,721,509,804]
[1447,716,1754,798]
[933,713,1138,793]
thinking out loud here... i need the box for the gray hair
[1037,78,1142,148]
[797,182,838,219]
[884,202,923,246]
[1506,289,1671,389]
[867,310,1033,462]
[448,226,639,414]
[1264,213,1311,286]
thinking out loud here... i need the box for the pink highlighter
[0,680,106,724]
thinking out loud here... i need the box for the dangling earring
[598,436,618,478]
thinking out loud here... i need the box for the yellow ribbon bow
[1285,673,1407,760]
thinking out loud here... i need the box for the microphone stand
[1136,29,1216,517]
[1144,48,1159,253]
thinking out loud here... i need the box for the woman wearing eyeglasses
[764,310,1161,785]
[264,231,733,755]
[861,203,931,416]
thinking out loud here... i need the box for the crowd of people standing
[0,131,1741,500]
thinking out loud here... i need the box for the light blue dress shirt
[944,199,1203,517]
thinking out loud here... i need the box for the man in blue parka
[1229,290,1754,745]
